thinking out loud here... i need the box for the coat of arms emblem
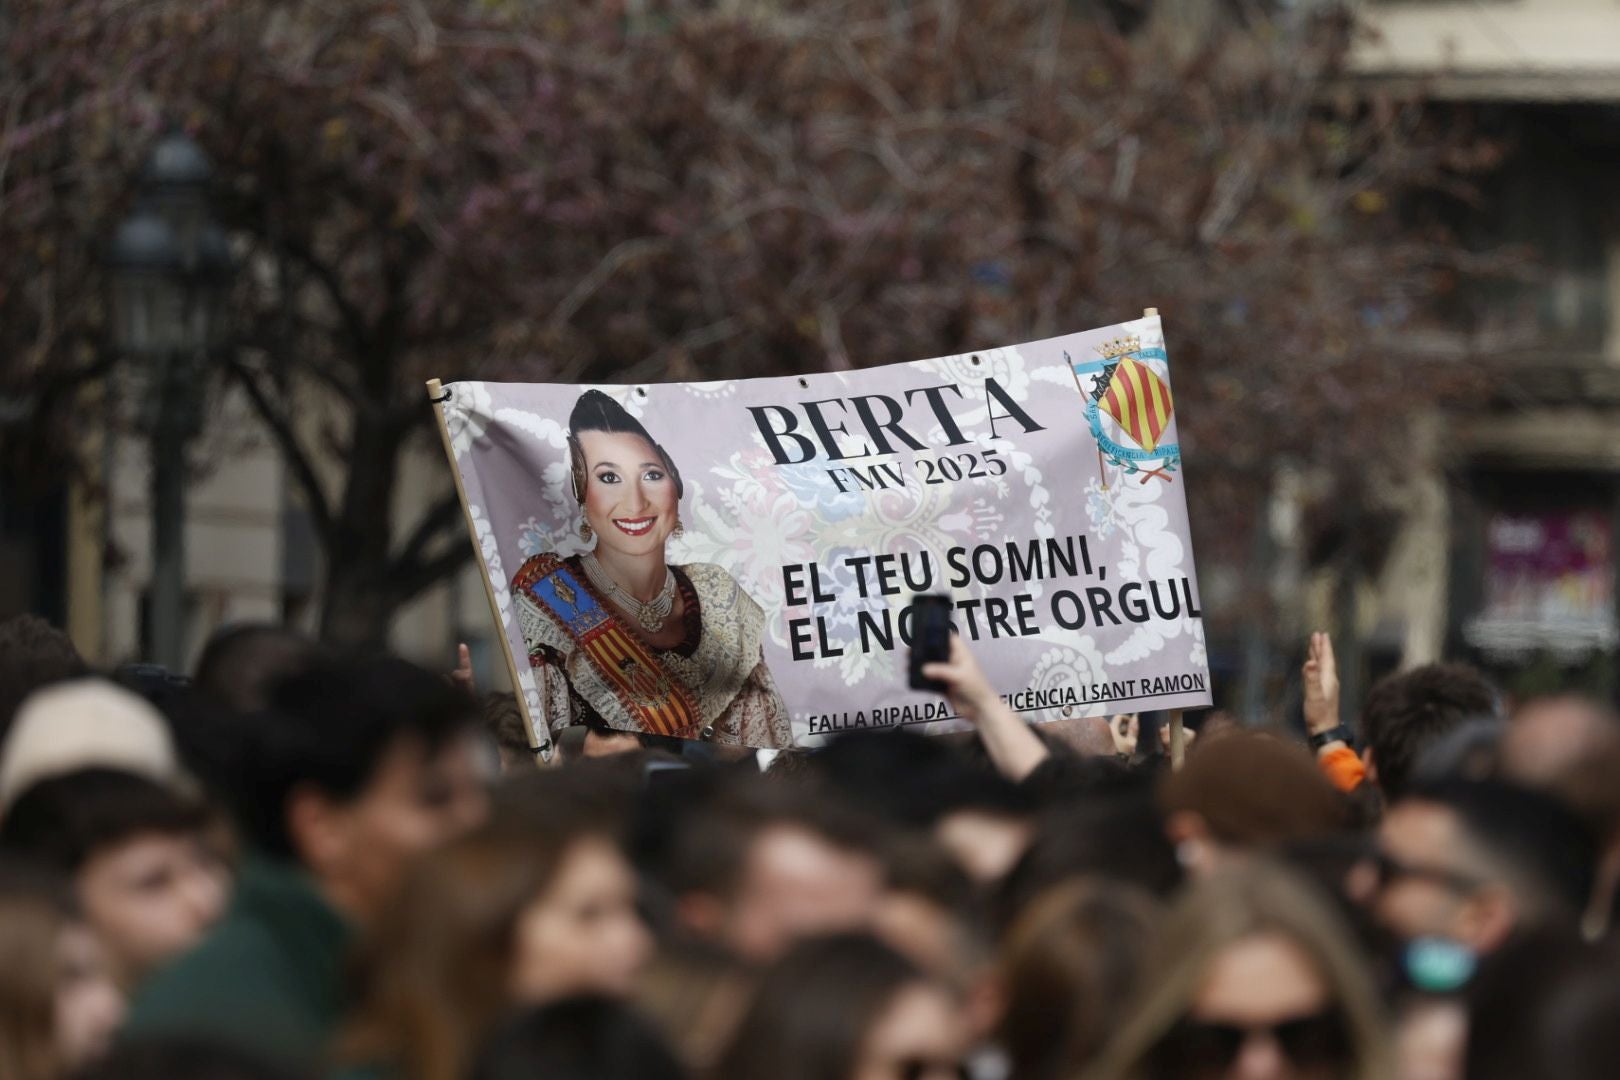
[1069,334,1181,486]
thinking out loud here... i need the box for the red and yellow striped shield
[1099,355,1174,453]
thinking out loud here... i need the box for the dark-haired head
[1361,663,1498,802]
[996,773,1182,934]
[567,389,684,503]
[470,997,686,1080]
[1467,930,1620,1080]
[713,933,961,1080]
[1378,777,1596,950]
[650,776,886,963]
[230,655,488,919]
[0,767,225,985]
[192,624,316,715]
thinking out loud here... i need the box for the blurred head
[568,390,683,561]
[470,996,687,1080]
[662,782,885,963]
[0,768,228,987]
[1466,930,1620,1080]
[0,614,88,741]
[480,692,536,773]
[0,871,125,1080]
[1359,664,1497,803]
[191,624,316,715]
[998,881,1163,1080]
[1501,694,1620,790]
[872,835,982,982]
[1159,732,1348,878]
[931,771,1035,886]
[1091,860,1391,1080]
[509,832,651,1002]
[582,724,646,758]
[714,933,966,1080]
[635,940,753,1074]
[341,814,650,1080]
[1375,778,1594,952]
[997,773,1182,932]
[0,679,181,811]
[234,655,489,920]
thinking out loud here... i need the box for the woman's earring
[672,517,685,539]
[579,521,593,542]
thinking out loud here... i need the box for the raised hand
[1302,630,1340,738]
[1109,713,1139,757]
[922,635,1049,781]
[450,642,476,695]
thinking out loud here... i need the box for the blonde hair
[1087,859,1392,1080]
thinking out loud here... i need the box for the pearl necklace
[580,551,677,634]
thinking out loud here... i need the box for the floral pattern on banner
[443,381,494,458]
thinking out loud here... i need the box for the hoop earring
[579,521,593,542]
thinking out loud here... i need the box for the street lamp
[108,130,232,669]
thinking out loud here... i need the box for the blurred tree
[0,0,1512,647]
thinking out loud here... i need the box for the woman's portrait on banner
[510,390,792,748]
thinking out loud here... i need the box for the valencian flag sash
[512,555,701,738]
[1098,352,1174,454]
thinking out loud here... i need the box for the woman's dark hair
[0,767,211,872]
[998,881,1162,1080]
[712,933,925,1080]
[336,810,619,1080]
[469,997,687,1080]
[567,389,683,502]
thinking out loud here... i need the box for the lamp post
[108,130,231,669]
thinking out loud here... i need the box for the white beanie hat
[0,679,181,809]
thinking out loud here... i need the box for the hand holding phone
[907,594,954,693]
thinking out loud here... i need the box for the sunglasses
[1369,851,1486,897]
[1147,1008,1350,1078]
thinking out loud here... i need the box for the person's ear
[285,784,350,879]
[1166,811,1219,878]
[1165,810,1207,846]
[1456,885,1517,953]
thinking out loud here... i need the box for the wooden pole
[1168,709,1186,770]
[425,378,550,766]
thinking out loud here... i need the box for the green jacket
[126,855,354,1068]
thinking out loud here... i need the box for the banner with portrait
[433,312,1211,752]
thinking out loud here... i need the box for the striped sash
[514,555,701,738]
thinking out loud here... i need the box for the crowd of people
[0,611,1617,1080]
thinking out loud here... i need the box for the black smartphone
[643,757,692,789]
[907,593,954,693]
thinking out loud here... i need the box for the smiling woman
[510,390,791,748]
